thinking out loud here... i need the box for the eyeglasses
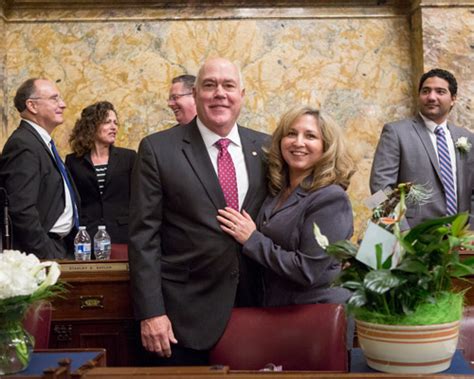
[168,93,193,102]
[28,95,64,104]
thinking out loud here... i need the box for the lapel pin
[252,151,257,156]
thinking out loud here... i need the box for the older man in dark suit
[129,58,268,365]
[0,78,79,258]
[370,68,473,228]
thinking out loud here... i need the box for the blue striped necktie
[50,139,80,228]
[434,126,457,215]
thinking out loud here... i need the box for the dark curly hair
[69,101,117,156]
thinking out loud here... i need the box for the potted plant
[314,183,474,374]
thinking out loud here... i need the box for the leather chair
[23,301,52,349]
[111,243,128,259]
[458,306,474,365]
[209,303,348,371]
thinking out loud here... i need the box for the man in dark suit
[129,58,268,365]
[0,78,79,258]
[370,68,473,228]
[167,74,197,126]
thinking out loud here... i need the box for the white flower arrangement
[0,250,63,314]
[455,136,471,154]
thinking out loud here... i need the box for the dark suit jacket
[243,184,353,307]
[65,146,136,243]
[129,119,268,350]
[370,115,474,228]
[0,121,79,259]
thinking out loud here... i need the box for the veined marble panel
[3,16,413,235]
[421,7,473,130]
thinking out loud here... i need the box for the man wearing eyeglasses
[167,74,197,126]
[0,78,79,258]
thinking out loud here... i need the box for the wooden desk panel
[50,261,141,366]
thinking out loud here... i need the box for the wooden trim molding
[5,0,411,7]
[2,0,414,22]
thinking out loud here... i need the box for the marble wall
[0,0,472,236]
[419,5,473,129]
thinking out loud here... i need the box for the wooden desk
[49,261,141,366]
[75,368,473,379]
[72,349,474,378]
[49,250,474,368]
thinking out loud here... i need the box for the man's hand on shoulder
[141,315,178,357]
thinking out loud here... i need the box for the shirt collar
[22,119,52,145]
[196,117,242,148]
[419,112,447,133]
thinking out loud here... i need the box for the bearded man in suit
[370,68,473,228]
[129,58,268,365]
[0,78,79,258]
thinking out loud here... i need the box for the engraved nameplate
[60,262,129,272]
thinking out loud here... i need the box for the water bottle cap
[79,226,86,230]
[98,225,106,230]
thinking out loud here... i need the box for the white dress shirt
[24,119,75,236]
[196,118,249,210]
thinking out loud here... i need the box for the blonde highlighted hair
[267,105,356,196]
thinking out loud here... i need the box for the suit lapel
[447,124,464,198]
[103,145,118,189]
[265,187,308,220]
[411,115,443,182]
[20,121,77,205]
[82,152,101,196]
[181,121,226,210]
[20,121,70,187]
[240,127,266,211]
[20,121,56,164]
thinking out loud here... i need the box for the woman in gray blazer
[217,105,356,306]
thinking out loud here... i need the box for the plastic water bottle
[74,226,91,261]
[94,225,111,260]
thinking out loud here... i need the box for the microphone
[0,188,10,250]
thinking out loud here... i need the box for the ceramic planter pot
[356,319,460,374]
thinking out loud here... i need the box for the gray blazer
[242,184,353,307]
[128,119,268,350]
[370,115,473,228]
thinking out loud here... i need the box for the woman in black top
[66,101,136,244]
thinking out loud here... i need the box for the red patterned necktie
[215,138,239,210]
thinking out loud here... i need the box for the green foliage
[327,212,474,325]
[352,292,464,325]
[0,282,67,316]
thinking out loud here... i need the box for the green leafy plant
[315,184,474,325]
